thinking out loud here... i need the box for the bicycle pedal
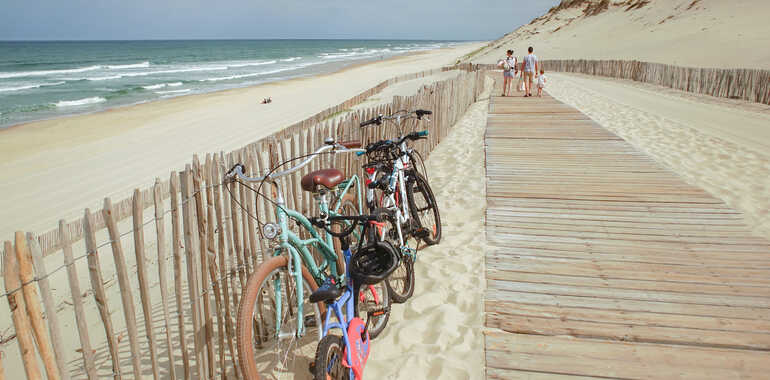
[367,305,391,318]
[413,227,430,239]
[304,315,317,328]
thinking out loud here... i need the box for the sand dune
[470,0,770,69]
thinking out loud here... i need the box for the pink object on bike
[343,317,370,380]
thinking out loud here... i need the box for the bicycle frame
[366,140,418,259]
[262,173,364,337]
[321,247,369,380]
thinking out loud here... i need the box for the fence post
[131,189,161,380]
[169,172,191,379]
[4,240,42,380]
[58,220,97,379]
[27,233,70,380]
[180,167,207,378]
[15,231,60,380]
[152,178,177,380]
[102,199,143,378]
[83,209,122,379]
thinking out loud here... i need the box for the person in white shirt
[498,49,518,96]
[522,46,538,97]
[537,69,547,97]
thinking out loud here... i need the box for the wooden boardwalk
[483,92,770,379]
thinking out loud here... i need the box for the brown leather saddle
[299,140,359,192]
[301,168,344,192]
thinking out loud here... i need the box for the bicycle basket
[349,241,399,285]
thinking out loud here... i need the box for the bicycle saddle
[309,278,343,303]
[301,168,344,192]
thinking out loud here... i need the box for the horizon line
[0,37,485,43]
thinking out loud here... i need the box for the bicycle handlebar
[359,109,432,128]
[225,142,364,183]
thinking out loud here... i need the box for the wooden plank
[15,231,61,380]
[212,154,240,380]
[485,331,770,379]
[483,92,770,379]
[203,155,227,380]
[4,240,42,380]
[58,220,97,379]
[83,209,121,379]
[169,172,191,379]
[152,179,177,380]
[180,168,206,379]
[27,234,70,380]
[102,198,143,378]
[192,156,215,380]
[132,189,161,380]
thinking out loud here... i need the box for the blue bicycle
[307,214,398,380]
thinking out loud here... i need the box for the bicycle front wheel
[312,334,349,380]
[236,255,322,380]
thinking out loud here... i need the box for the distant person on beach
[498,49,517,96]
[537,69,547,97]
[261,97,272,104]
[523,46,538,97]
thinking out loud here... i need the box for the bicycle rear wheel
[386,255,415,304]
[236,255,322,380]
[358,281,390,339]
[407,172,442,245]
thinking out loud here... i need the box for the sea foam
[105,61,150,69]
[0,65,102,79]
[155,89,190,95]
[142,82,183,90]
[227,60,277,68]
[54,97,107,107]
[0,82,65,92]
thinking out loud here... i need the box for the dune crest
[471,0,769,69]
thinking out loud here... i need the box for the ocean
[0,39,461,128]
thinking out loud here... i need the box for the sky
[0,0,559,41]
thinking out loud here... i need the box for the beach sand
[365,77,492,380]
[0,53,491,379]
[0,43,484,241]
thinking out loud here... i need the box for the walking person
[498,49,517,96]
[537,69,547,97]
[523,46,538,97]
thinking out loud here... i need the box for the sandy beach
[0,43,483,240]
[3,0,770,379]
[366,77,492,379]
[0,46,490,379]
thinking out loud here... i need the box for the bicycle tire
[406,172,442,245]
[236,255,321,380]
[312,334,349,380]
[359,281,390,339]
[386,255,415,303]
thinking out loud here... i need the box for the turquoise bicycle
[226,140,391,379]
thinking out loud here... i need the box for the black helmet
[349,241,399,285]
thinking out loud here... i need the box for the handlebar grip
[360,116,382,127]
[416,130,429,137]
[356,151,365,157]
[415,109,432,119]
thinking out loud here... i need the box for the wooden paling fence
[474,60,770,105]
[0,64,487,379]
